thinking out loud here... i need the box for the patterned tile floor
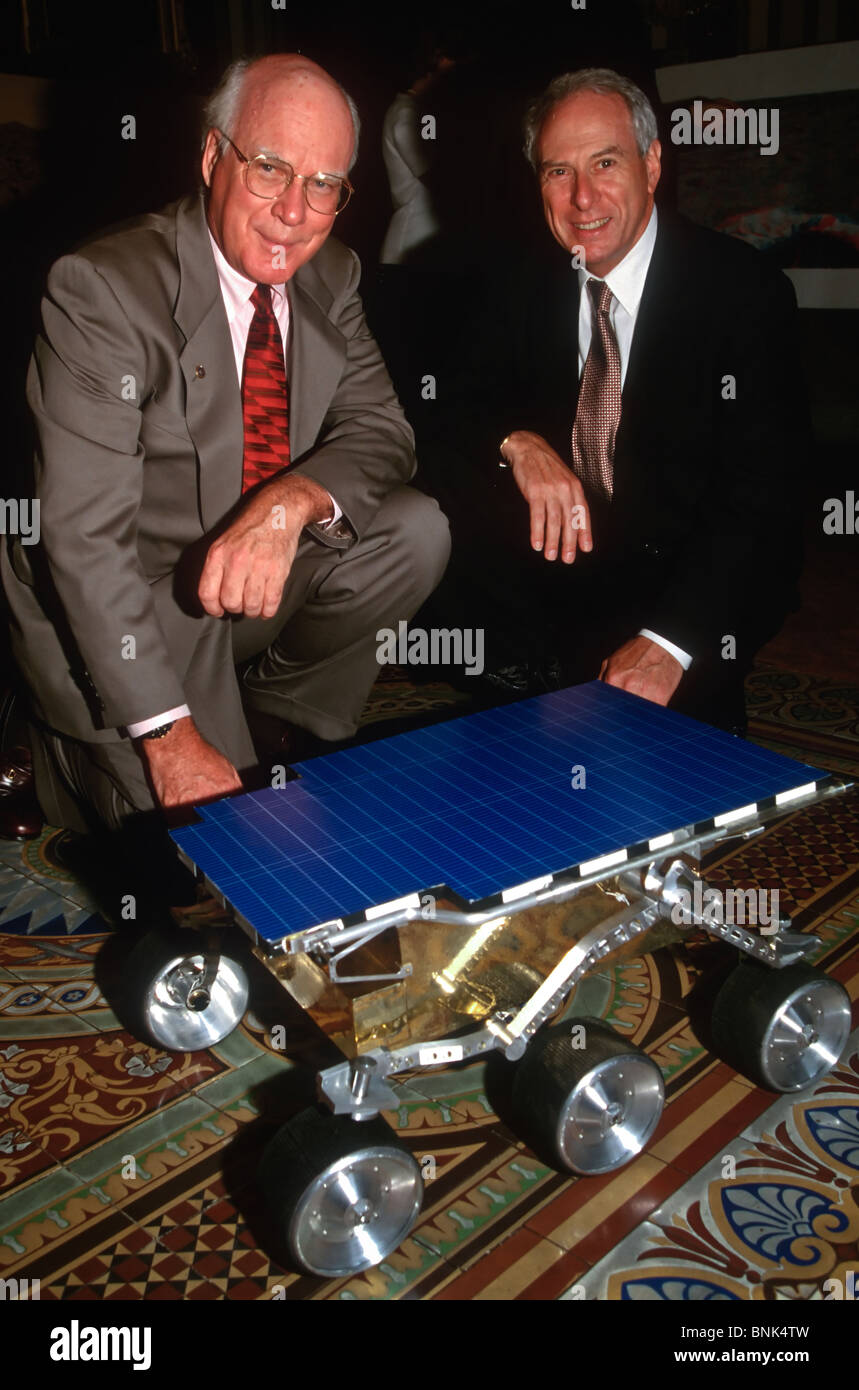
[0,667,857,1304]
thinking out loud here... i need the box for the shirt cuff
[638,629,693,671]
[126,705,192,739]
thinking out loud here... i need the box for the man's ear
[201,130,220,189]
[645,138,662,195]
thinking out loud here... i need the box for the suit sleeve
[642,266,806,660]
[293,249,416,545]
[28,253,188,729]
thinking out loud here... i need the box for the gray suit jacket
[2,194,415,751]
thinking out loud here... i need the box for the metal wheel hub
[146,952,248,1051]
[603,1100,624,1130]
[346,1197,377,1227]
[291,1146,423,1277]
[762,978,851,1091]
[165,962,204,1006]
[558,1054,664,1175]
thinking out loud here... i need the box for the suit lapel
[614,216,681,417]
[174,196,244,532]
[287,263,346,462]
[613,215,680,487]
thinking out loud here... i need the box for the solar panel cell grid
[171,682,827,944]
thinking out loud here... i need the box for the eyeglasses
[218,132,354,215]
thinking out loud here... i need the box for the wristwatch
[141,721,175,741]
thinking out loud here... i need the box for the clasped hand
[197,473,332,619]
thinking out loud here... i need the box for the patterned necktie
[241,283,290,492]
[571,277,622,501]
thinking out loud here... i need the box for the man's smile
[255,229,310,254]
[573,216,611,230]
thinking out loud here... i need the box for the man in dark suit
[1,54,450,837]
[431,67,803,732]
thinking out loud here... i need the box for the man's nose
[271,178,307,223]
[571,172,595,209]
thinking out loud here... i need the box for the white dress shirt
[126,234,339,738]
[575,207,691,672]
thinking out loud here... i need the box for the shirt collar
[577,204,658,317]
[207,229,287,320]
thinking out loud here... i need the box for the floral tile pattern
[0,1030,229,1192]
[0,667,857,1299]
[567,1033,859,1301]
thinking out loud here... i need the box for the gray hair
[202,57,361,171]
[523,67,658,169]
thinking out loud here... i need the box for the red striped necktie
[241,283,291,492]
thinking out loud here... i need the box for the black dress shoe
[475,656,564,706]
[481,662,532,698]
[0,745,44,840]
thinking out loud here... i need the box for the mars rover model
[124,683,853,1278]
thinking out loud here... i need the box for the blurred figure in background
[379,47,454,265]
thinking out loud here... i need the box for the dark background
[1,0,857,668]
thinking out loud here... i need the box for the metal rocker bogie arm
[641,859,817,968]
[315,858,817,1122]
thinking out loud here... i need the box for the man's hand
[140,716,243,811]
[198,474,334,619]
[502,430,593,562]
[599,635,684,706]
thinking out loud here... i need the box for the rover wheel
[126,927,249,1051]
[511,1018,665,1175]
[711,961,851,1092]
[259,1106,424,1277]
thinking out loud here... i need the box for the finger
[198,551,225,617]
[529,497,546,553]
[240,568,267,620]
[569,484,593,553]
[578,498,593,552]
[260,544,294,619]
[218,555,252,615]
[543,497,562,560]
[560,501,580,563]
[260,565,286,620]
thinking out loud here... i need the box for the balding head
[201,53,358,285]
[203,54,360,170]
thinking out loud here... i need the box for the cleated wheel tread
[711,961,851,1092]
[511,1017,665,1175]
[258,1106,423,1277]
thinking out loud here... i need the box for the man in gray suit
[2,54,449,835]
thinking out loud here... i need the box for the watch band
[141,720,175,741]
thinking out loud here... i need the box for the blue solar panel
[171,681,831,944]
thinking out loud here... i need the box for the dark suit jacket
[2,194,416,752]
[432,211,806,668]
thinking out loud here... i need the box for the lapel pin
[194,364,206,379]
